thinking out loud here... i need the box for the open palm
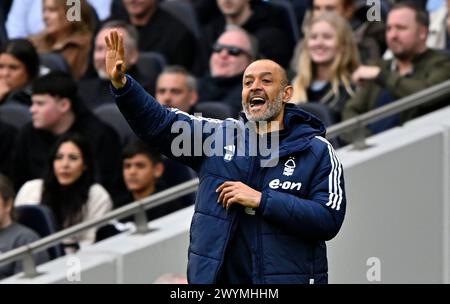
[105,30,127,88]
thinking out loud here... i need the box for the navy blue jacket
[113,76,346,284]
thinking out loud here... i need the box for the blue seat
[136,51,167,80]
[297,102,336,127]
[194,102,236,120]
[93,103,138,147]
[159,0,202,39]
[297,102,341,148]
[269,0,301,42]
[15,205,65,260]
[39,52,70,73]
[0,102,31,129]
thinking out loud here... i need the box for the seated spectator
[95,139,196,242]
[0,121,17,177]
[156,64,235,120]
[0,39,40,106]
[117,0,198,71]
[342,2,450,138]
[291,12,360,123]
[198,26,257,117]
[12,72,124,207]
[0,174,49,279]
[6,0,112,39]
[203,0,295,68]
[156,65,198,114]
[29,0,95,80]
[15,134,113,252]
[291,0,386,70]
[78,20,159,109]
[121,140,192,220]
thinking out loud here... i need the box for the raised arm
[105,30,127,89]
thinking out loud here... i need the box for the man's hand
[216,181,262,210]
[351,65,381,86]
[105,30,127,89]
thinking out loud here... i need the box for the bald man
[105,31,346,284]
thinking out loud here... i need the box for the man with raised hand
[105,31,346,284]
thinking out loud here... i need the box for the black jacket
[12,112,125,205]
[129,8,197,70]
[0,120,16,177]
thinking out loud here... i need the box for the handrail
[0,178,199,278]
[2,79,450,279]
[325,79,450,148]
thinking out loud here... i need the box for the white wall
[328,109,450,283]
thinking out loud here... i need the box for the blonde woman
[291,12,360,123]
[29,0,95,80]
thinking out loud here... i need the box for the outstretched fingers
[118,33,125,59]
[105,34,111,50]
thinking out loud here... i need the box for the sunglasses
[212,43,250,57]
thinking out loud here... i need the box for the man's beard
[393,50,414,61]
[243,91,284,122]
[389,41,415,61]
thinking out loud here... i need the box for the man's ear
[418,24,428,42]
[153,162,164,179]
[283,85,293,103]
[5,198,13,215]
[59,97,72,113]
[189,90,199,107]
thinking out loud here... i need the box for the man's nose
[250,79,262,91]
[2,69,11,78]
[128,166,138,174]
[387,29,397,39]
[30,104,37,114]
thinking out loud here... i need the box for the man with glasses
[198,25,258,117]
[203,0,295,68]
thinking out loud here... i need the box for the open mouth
[249,96,266,108]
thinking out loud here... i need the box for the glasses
[212,43,250,57]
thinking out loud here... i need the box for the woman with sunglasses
[15,133,113,252]
[291,12,360,123]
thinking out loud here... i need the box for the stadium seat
[269,0,301,42]
[93,103,138,147]
[160,0,202,39]
[16,205,65,260]
[297,102,341,147]
[0,102,31,129]
[39,53,70,73]
[194,102,236,120]
[136,51,167,80]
